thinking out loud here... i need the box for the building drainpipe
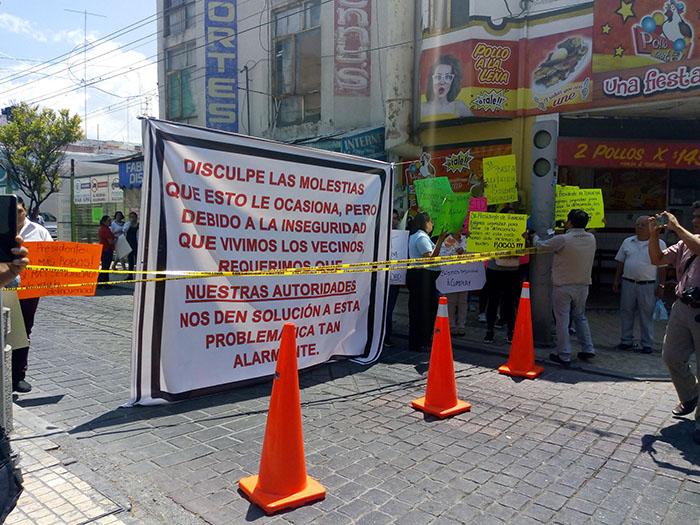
[70,158,76,242]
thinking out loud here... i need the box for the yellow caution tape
[18,247,543,292]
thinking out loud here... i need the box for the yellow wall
[418,116,538,209]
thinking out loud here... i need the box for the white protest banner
[389,230,408,286]
[436,263,486,294]
[129,119,392,405]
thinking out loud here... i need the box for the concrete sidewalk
[7,292,700,524]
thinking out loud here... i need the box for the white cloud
[0,12,47,42]
[0,37,159,144]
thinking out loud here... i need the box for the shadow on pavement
[15,395,64,408]
[641,419,700,475]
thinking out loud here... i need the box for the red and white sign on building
[334,0,371,96]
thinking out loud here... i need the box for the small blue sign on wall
[118,159,144,189]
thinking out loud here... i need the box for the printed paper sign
[90,176,109,204]
[466,212,527,253]
[131,119,392,405]
[18,242,101,300]
[483,154,518,205]
[389,230,408,286]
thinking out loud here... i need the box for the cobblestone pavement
[8,291,700,524]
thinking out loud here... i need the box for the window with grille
[164,0,196,37]
[272,0,321,126]
[166,41,197,121]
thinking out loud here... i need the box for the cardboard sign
[466,212,527,253]
[18,242,101,299]
[389,230,409,286]
[436,263,486,294]
[483,154,518,205]
[414,177,469,234]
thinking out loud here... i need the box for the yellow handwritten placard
[555,186,605,229]
[466,212,527,253]
[483,154,518,205]
[18,242,102,299]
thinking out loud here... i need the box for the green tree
[0,103,83,217]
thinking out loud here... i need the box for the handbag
[115,235,132,260]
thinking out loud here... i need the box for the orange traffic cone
[411,296,472,418]
[498,282,544,379]
[239,323,325,514]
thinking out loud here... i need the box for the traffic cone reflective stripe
[239,323,325,514]
[498,282,544,379]
[412,297,471,418]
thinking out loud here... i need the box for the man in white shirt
[613,215,667,354]
[534,209,597,367]
[13,198,53,393]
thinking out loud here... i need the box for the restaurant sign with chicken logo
[593,0,700,105]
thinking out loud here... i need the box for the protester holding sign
[440,231,469,336]
[534,209,597,367]
[483,206,521,344]
[407,212,448,352]
[12,198,53,393]
[97,216,115,285]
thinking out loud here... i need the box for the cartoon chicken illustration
[662,0,693,54]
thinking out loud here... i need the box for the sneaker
[635,347,653,354]
[13,380,32,393]
[616,343,634,351]
[478,313,486,323]
[484,331,495,343]
[549,353,571,368]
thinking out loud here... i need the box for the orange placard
[18,242,102,299]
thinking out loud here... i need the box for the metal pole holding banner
[529,115,559,347]
[0,293,12,433]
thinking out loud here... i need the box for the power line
[21,0,337,107]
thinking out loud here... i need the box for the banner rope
[17,247,546,292]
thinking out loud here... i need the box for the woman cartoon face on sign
[421,54,472,120]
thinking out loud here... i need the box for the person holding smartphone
[12,198,52,393]
[0,236,28,288]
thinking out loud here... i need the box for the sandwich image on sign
[534,37,589,88]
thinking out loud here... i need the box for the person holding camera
[613,215,667,354]
[648,207,700,444]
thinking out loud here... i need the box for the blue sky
[0,0,158,143]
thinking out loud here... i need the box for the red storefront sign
[334,0,371,96]
[559,138,700,170]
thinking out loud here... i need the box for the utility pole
[65,8,106,138]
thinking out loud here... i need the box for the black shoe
[693,429,700,445]
[549,353,571,368]
[495,320,505,329]
[383,339,395,348]
[13,380,32,393]
[484,331,495,344]
[577,352,595,360]
[673,396,698,416]
[616,343,634,351]
[635,347,653,354]
[506,332,513,343]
